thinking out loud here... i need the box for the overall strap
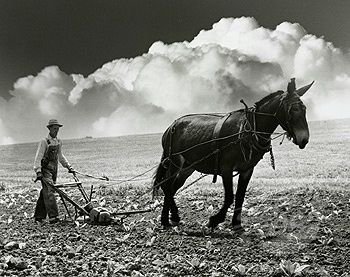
[42,138,59,167]
[211,112,232,183]
[42,138,51,159]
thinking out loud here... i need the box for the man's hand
[68,166,75,174]
[34,172,43,182]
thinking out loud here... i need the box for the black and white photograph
[0,1,349,276]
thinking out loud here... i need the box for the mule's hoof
[161,219,172,229]
[170,220,180,226]
[201,225,213,236]
[207,217,219,230]
[232,225,245,234]
[162,224,172,230]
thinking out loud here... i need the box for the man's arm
[33,139,46,173]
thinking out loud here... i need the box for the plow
[32,158,214,226]
[40,172,154,225]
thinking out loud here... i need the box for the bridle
[272,95,306,140]
[239,93,306,159]
[252,93,305,140]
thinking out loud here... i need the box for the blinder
[277,96,306,139]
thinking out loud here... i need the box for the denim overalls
[34,139,60,220]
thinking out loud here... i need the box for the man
[33,119,74,223]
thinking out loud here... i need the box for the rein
[169,105,289,158]
[164,93,304,184]
[167,104,290,178]
[153,96,297,194]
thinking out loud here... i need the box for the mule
[153,78,313,232]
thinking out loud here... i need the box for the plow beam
[112,209,152,216]
[50,184,90,216]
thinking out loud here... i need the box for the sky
[1,0,350,144]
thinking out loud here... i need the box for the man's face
[49,125,60,138]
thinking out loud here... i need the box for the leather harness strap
[211,112,232,183]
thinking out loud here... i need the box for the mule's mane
[255,90,284,108]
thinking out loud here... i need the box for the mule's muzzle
[298,138,308,149]
[291,128,309,149]
[292,134,309,149]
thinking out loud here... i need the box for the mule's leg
[161,192,172,227]
[169,166,195,225]
[160,169,177,227]
[160,156,183,227]
[207,169,234,229]
[161,174,178,227]
[232,168,254,232]
[169,197,180,224]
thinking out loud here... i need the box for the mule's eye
[291,106,299,112]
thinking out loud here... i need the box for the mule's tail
[152,153,168,198]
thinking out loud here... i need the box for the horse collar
[248,109,272,153]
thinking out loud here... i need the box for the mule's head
[279,78,313,149]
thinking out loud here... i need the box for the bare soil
[0,185,349,276]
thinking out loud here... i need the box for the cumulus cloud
[0,16,349,144]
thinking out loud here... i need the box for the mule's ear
[287,78,296,94]
[296,81,314,96]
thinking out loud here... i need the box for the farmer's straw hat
[47,119,63,128]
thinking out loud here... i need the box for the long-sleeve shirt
[33,135,71,173]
